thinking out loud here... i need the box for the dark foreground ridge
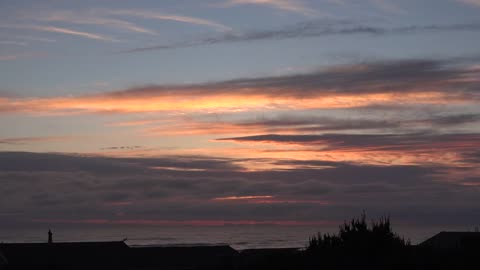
[1,216,479,270]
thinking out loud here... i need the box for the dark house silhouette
[239,248,301,270]
[0,241,130,269]
[129,245,238,270]
[420,231,480,249]
[0,241,238,270]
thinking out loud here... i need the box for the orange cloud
[145,121,268,136]
[150,166,207,172]
[212,195,274,200]
[212,195,332,205]
[0,91,463,115]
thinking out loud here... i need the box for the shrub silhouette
[307,213,408,252]
[305,213,410,270]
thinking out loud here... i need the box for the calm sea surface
[0,225,461,250]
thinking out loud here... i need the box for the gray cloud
[0,152,240,174]
[217,133,480,152]
[0,136,71,145]
[176,112,480,135]
[427,113,480,126]
[0,152,479,229]
[462,151,480,163]
[103,57,480,99]
[232,116,399,132]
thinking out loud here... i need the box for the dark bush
[304,213,411,270]
[307,213,408,252]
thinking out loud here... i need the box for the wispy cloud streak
[16,36,56,43]
[123,21,480,52]
[0,52,47,61]
[105,9,232,32]
[0,41,27,46]
[29,25,117,41]
[37,10,158,35]
[1,24,116,41]
[221,0,318,16]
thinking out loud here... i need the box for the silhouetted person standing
[48,229,53,244]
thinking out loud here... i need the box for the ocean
[0,225,456,250]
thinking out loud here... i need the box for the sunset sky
[1,0,480,231]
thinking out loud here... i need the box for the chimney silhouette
[48,229,53,244]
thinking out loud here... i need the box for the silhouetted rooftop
[0,251,7,266]
[420,231,480,249]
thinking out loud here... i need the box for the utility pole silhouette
[48,229,53,244]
